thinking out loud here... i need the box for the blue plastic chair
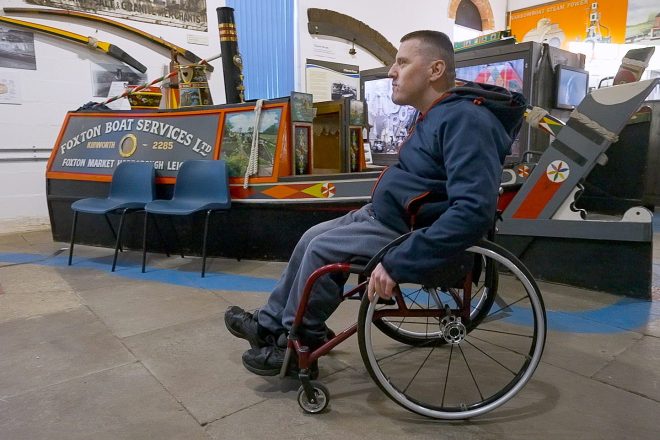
[68,162,156,271]
[141,160,231,277]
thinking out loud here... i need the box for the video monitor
[455,58,526,164]
[361,75,417,155]
[455,58,525,94]
[554,65,588,110]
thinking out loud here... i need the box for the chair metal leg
[201,209,213,278]
[104,213,122,252]
[111,208,128,272]
[142,211,149,273]
[68,211,78,266]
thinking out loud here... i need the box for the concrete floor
[0,226,659,440]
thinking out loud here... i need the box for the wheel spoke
[458,344,484,401]
[470,284,486,308]
[393,286,426,332]
[484,295,528,319]
[441,344,454,407]
[468,329,534,359]
[374,343,419,363]
[403,346,436,394]
[462,338,518,376]
[470,327,534,339]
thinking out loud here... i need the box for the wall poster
[26,0,207,31]
[626,0,660,44]
[91,63,147,98]
[0,26,36,70]
[509,0,628,49]
[0,72,22,105]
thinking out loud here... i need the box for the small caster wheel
[297,381,329,414]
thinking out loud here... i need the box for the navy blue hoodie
[372,82,526,284]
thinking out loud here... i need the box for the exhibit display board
[305,59,360,102]
[48,112,221,180]
[46,101,290,184]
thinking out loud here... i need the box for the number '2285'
[152,141,174,150]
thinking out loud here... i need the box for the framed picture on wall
[291,91,314,122]
[349,99,365,126]
[179,87,202,107]
[292,123,312,175]
[221,107,283,178]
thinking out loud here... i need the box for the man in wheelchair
[225,30,527,377]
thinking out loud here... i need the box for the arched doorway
[449,0,495,42]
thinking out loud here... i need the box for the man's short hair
[400,30,456,82]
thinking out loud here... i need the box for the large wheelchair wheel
[357,240,546,419]
[372,251,497,345]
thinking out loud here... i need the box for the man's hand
[367,263,397,301]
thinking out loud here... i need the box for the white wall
[490,0,509,29]
[0,0,513,232]
[507,0,544,11]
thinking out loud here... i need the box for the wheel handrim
[359,244,546,420]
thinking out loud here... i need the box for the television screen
[554,65,588,110]
[363,77,417,154]
[455,58,525,93]
[456,58,526,163]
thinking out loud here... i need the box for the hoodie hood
[445,81,527,140]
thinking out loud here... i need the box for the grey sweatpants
[257,203,401,341]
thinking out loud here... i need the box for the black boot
[242,333,320,378]
[224,306,278,349]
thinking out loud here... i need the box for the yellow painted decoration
[301,183,325,198]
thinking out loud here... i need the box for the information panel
[305,59,359,103]
[48,112,221,179]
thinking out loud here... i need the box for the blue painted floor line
[1,251,659,334]
[0,252,277,292]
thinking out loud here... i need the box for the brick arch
[448,0,495,31]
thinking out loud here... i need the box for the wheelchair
[281,227,547,420]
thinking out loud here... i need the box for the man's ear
[430,60,446,81]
